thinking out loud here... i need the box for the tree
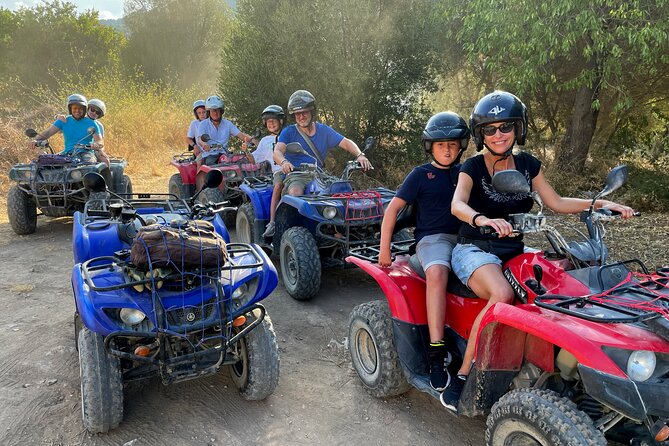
[6,1,124,91]
[219,0,450,172]
[122,0,231,88]
[451,0,669,173]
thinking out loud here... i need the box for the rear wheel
[229,314,280,400]
[122,175,132,195]
[485,388,606,446]
[78,327,123,433]
[279,226,321,300]
[168,174,185,199]
[7,185,37,235]
[349,300,410,397]
[235,202,256,244]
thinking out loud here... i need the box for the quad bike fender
[279,195,325,222]
[72,211,126,264]
[475,303,644,378]
[170,159,196,185]
[211,213,231,243]
[239,182,272,221]
[347,256,430,324]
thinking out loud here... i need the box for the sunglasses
[88,108,101,116]
[481,121,515,137]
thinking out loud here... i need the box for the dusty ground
[0,186,667,446]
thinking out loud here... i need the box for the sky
[0,0,124,19]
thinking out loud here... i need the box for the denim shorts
[451,243,503,287]
[416,233,457,271]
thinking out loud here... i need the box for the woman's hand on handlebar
[479,216,514,237]
[601,202,636,219]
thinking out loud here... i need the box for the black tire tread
[485,388,606,446]
[78,327,123,433]
[122,175,133,195]
[7,185,37,235]
[235,202,256,244]
[348,300,411,397]
[279,226,321,300]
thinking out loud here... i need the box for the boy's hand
[378,249,392,267]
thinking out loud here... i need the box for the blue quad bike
[8,128,131,235]
[71,170,280,433]
[235,137,413,301]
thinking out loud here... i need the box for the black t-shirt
[458,152,542,241]
[396,163,461,242]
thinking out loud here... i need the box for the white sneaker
[262,221,276,238]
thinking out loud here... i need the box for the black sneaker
[440,374,466,412]
[427,345,452,391]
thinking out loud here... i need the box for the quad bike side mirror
[492,169,544,212]
[83,172,107,193]
[25,128,38,138]
[597,165,628,199]
[285,142,307,155]
[362,136,376,154]
[200,134,210,143]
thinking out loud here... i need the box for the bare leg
[269,182,282,222]
[425,265,448,343]
[458,264,514,376]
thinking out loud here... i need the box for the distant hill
[100,18,127,34]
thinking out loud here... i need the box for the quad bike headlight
[69,169,84,181]
[232,283,248,299]
[627,350,656,382]
[322,206,338,219]
[119,308,146,325]
[224,170,238,179]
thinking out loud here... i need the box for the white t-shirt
[187,119,200,139]
[252,134,281,172]
[197,118,240,154]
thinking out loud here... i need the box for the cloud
[98,10,118,20]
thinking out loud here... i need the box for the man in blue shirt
[29,94,103,163]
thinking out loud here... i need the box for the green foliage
[449,0,669,171]
[1,1,124,93]
[122,0,231,89]
[219,0,449,180]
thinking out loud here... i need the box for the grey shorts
[451,243,502,287]
[272,171,285,186]
[282,171,315,196]
[416,233,458,271]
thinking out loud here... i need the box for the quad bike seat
[408,254,478,298]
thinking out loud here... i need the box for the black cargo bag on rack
[130,220,227,270]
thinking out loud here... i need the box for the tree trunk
[556,83,600,174]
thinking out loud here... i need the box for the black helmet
[287,90,316,115]
[470,90,527,151]
[422,111,470,153]
[261,104,286,124]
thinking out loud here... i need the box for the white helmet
[88,98,106,118]
[205,95,224,113]
[67,94,88,115]
[192,99,206,118]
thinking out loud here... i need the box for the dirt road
[0,218,486,446]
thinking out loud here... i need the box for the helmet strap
[429,147,463,169]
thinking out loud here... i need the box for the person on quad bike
[57,98,110,165]
[267,89,374,237]
[29,93,103,163]
[445,90,636,411]
[378,111,470,392]
[245,105,286,238]
[196,95,257,166]
[186,99,206,156]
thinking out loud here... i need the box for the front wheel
[199,187,236,228]
[229,314,280,400]
[235,202,256,244]
[349,300,410,397]
[78,327,123,433]
[7,185,37,235]
[168,173,185,199]
[122,175,133,195]
[485,388,606,446]
[279,226,321,300]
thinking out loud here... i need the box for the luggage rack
[347,239,415,263]
[81,243,265,292]
[535,265,669,325]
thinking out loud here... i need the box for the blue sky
[0,0,124,19]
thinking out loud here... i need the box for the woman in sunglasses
[441,90,634,411]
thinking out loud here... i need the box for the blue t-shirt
[396,163,461,242]
[278,123,344,167]
[53,116,101,154]
[197,118,240,152]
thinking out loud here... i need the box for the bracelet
[280,159,289,165]
[470,212,485,228]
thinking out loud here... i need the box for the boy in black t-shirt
[379,111,470,392]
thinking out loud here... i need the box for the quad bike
[347,165,669,445]
[167,132,271,228]
[71,170,280,433]
[236,137,411,301]
[7,128,131,235]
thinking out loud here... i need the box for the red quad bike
[168,132,270,227]
[347,165,669,446]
